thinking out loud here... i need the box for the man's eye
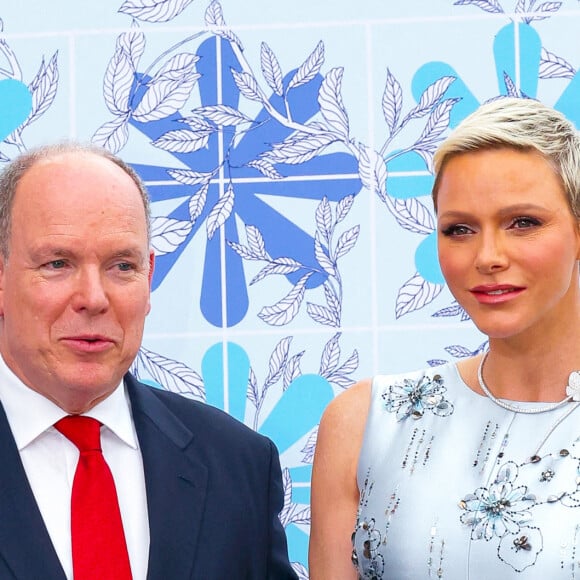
[117,263,134,272]
[49,260,66,269]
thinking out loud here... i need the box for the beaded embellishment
[381,373,454,421]
[459,461,543,572]
[458,437,580,573]
[352,473,400,579]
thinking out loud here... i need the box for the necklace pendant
[566,371,580,401]
[530,455,541,464]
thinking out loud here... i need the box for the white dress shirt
[0,354,150,580]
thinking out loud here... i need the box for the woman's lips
[470,285,525,304]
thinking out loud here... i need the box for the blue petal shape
[555,71,580,127]
[387,150,433,199]
[201,342,250,422]
[0,79,32,141]
[415,230,444,284]
[412,62,479,128]
[201,217,249,327]
[286,524,309,568]
[289,465,312,504]
[494,23,541,98]
[258,374,334,454]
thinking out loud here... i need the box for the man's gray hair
[0,142,151,257]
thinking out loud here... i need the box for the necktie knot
[55,415,102,453]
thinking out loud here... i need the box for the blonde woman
[310,98,580,579]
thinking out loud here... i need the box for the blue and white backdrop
[2,0,580,575]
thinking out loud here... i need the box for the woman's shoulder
[319,378,373,434]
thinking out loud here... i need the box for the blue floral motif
[95,17,360,328]
[460,461,542,572]
[382,373,454,421]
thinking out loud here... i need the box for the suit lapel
[127,376,209,580]
[0,379,209,580]
[0,403,66,580]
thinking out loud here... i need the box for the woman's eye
[512,217,540,229]
[440,224,472,236]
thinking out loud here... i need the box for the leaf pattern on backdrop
[0,37,59,154]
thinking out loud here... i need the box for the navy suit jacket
[0,374,298,579]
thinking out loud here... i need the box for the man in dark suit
[0,143,297,579]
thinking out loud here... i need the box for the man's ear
[0,256,6,317]
[146,250,155,315]
[148,250,155,286]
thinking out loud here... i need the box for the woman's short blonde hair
[432,97,580,216]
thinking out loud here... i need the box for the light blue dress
[352,362,580,579]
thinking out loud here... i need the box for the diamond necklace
[477,351,573,414]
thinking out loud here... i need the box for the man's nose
[70,268,109,313]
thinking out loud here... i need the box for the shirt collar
[0,353,138,451]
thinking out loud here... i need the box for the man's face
[0,152,154,413]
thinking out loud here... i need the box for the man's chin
[46,367,124,412]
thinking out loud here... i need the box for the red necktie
[55,416,132,580]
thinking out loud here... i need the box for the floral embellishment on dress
[459,462,535,539]
[352,474,400,579]
[351,518,385,579]
[382,373,454,421]
[459,462,543,571]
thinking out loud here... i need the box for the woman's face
[436,148,580,341]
